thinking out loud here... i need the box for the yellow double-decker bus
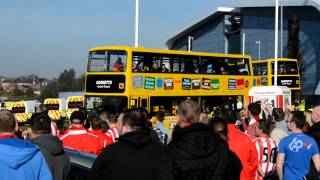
[85,46,253,130]
[252,58,300,100]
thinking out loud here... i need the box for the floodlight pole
[274,0,279,85]
[256,41,261,60]
[135,0,139,47]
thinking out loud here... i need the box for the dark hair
[70,111,86,124]
[122,109,148,132]
[257,119,273,135]
[223,109,237,124]
[0,110,16,132]
[248,103,261,116]
[208,117,228,137]
[91,117,103,130]
[155,111,165,122]
[30,113,51,134]
[291,111,305,129]
[272,108,285,122]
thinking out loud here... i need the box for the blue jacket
[0,137,52,180]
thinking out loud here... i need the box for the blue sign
[182,78,191,90]
[156,78,163,89]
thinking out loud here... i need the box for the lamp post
[274,0,279,86]
[280,0,283,58]
[256,41,261,60]
[134,0,139,47]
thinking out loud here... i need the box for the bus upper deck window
[113,57,124,72]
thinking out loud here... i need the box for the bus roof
[89,45,252,59]
[252,58,298,63]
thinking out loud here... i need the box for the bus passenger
[132,63,140,72]
[113,57,124,72]
[142,64,150,72]
[151,63,160,72]
[161,64,169,73]
[221,66,229,75]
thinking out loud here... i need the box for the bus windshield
[46,104,59,110]
[11,107,25,113]
[85,96,128,114]
[272,61,298,75]
[68,101,83,109]
[88,50,127,72]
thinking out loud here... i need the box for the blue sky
[0,0,234,78]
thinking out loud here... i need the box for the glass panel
[271,61,298,75]
[11,107,25,113]
[85,96,128,114]
[253,62,267,75]
[46,104,59,110]
[88,50,127,72]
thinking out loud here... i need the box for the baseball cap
[70,111,86,124]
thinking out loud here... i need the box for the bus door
[129,96,149,111]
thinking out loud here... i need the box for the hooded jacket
[88,130,164,180]
[31,134,71,180]
[0,137,52,180]
[159,123,229,180]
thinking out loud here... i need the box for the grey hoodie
[31,134,71,180]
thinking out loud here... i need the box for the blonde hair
[305,110,313,126]
[178,100,200,123]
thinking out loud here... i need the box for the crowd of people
[0,99,320,180]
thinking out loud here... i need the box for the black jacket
[159,123,229,180]
[31,134,71,180]
[306,122,320,180]
[308,122,320,148]
[88,130,164,180]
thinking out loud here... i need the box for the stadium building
[166,0,320,106]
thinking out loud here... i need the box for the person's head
[70,111,86,127]
[152,63,158,69]
[255,119,272,137]
[30,113,51,136]
[155,111,165,123]
[272,108,285,122]
[208,117,228,141]
[39,104,48,113]
[312,106,320,124]
[116,57,122,63]
[91,117,103,130]
[199,112,208,124]
[223,109,237,124]
[248,102,261,117]
[178,100,201,123]
[118,109,148,135]
[305,110,313,126]
[0,110,16,134]
[287,111,305,131]
[99,111,109,122]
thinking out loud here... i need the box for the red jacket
[59,127,103,155]
[227,124,258,180]
[90,129,113,148]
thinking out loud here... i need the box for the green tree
[25,87,35,100]
[40,81,59,101]
[58,68,76,91]
[11,89,24,100]
[75,73,85,91]
[0,86,4,96]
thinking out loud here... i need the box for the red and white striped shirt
[253,135,277,180]
[51,121,60,136]
[106,127,119,143]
